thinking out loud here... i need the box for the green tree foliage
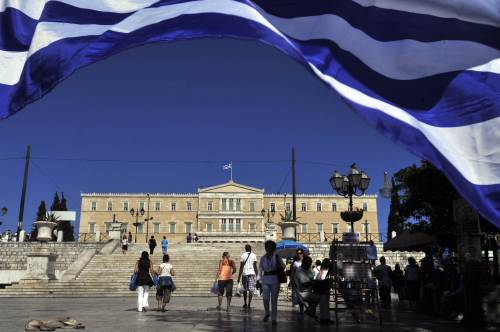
[31,200,47,240]
[391,160,460,246]
[50,192,61,211]
[60,192,67,211]
[387,178,404,240]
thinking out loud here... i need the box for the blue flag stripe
[0,7,37,51]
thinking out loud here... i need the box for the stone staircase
[0,243,264,298]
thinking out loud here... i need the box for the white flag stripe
[257,11,500,80]
[309,64,500,185]
[352,0,500,29]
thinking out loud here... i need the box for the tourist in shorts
[237,244,258,309]
[121,235,128,254]
[215,251,236,312]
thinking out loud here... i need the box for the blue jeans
[162,247,167,254]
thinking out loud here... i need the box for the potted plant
[34,213,59,242]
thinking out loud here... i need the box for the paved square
[0,296,486,331]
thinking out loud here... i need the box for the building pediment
[198,181,264,194]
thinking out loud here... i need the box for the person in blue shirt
[161,236,168,255]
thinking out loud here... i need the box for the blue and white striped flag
[1,0,499,226]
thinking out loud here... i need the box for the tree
[57,192,74,241]
[391,160,460,247]
[50,192,61,211]
[31,200,47,240]
[387,178,405,240]
[60,192,67,211]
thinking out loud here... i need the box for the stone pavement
[0,296,491,332]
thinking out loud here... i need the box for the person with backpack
[237,244,258,309]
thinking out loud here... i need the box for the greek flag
[223,163,232,170]
[1,1,499,226]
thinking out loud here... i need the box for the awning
[383,230,435,251]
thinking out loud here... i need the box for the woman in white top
[257,240,284,325]
[156,254,175,312]
[121,235,128,254]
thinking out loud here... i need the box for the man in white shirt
[237,244,258,309]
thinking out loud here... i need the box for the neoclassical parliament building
[79,181,379,243]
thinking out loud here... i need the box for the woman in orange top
[215,251,236,311]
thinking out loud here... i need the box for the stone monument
[22,219,58,282]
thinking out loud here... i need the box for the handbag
[153,274,159,287]
[129,272,138,291]
[210,281,219,295]
[275,255,287,284]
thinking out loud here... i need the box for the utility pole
[17,145,31,241]
[292,148,297,223]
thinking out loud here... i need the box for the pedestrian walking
[156,254,176,312]
[215,252,236,312]
[186,233,192,243]
[392,263,404,300]
[373,256,393,307]
[194,233,199,242]
[404,257,420,310]
[127,231,132,243]
[134,251,154,312]
[161,236,168,254]
[149,236,157,255]
[313,260,322,280]
[257,240,284,325]
[291,249,304,311]
[121,235,128,254]
[237,244,258,309]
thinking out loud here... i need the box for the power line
[276,167,291,194]
[30,157,290,164]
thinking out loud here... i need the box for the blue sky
[0,39,418,236]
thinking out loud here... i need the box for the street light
[261,208,275,224]
[130,207,145,243]
[329,163,370,232]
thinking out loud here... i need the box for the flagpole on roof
[230,162,233,182]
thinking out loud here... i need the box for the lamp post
[130,207,145,243]
[329,163,370,233]
[261,208,275,224]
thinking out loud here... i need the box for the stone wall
[0,242,105,284]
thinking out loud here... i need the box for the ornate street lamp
[261,208,275,224]
[329,163,370,233]
[130,207,145,243]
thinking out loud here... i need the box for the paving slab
[0,296,490,331]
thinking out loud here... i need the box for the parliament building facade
[79,181,379,243]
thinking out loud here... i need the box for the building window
[208,202,213,211]
[301,203,307,212]
[221,219,227,232]
[285,203,291,212]
[187,202,192,211]
[235,219,241,232]
[107,201,112,211]
[154,223,160,233]
[228,218,234,232]
[249,223,256,232]
[221,198,227,211]
[316,203,322,212]
[270,203,275,212]
[169,223,176,233]
[300,224,308,233]
[123,201,129,211]
[206,223,213,232]
[332,203,337,212]
[346,223,353,232]
[332,223,339,234]
[105,222,112,232]
[138,224,144,234]
[155,202,161,211]
[121,222,128,232]
[139,201,145,211]
[171,202,176,211]
[316,223,324,233]
[88,223,95,233]
[236,199,241,211]
[249,201,255,212]
[363,203,368,211]
[91,201,97,211]
[185,223,192,233]
[229,198,234,211]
